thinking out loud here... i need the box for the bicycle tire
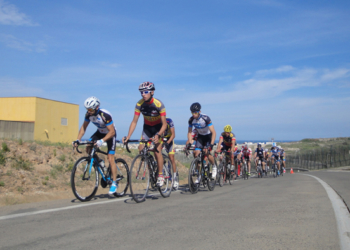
[218,162,224,187]
[158,154,173,198]
[229,169,234,185]
[129,155,150,203]
[71,157,99,202]
[188,158,200,194]
[207,161,216,191]
[113,158,130,197]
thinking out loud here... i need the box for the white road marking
[304,174,350,250]
[0,190,180,221]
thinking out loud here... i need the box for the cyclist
[186,102,217,181]
[73,96,118,195]
[241,144,252,176]
[254,143,266,174]
[162,117,179,189]
[233,143,242,178]
[216,125,236,173]
[270,144,281,175]
[123,82,168,186]
[264,148,270,172]
[279,146,286,171]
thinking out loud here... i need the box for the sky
[0,0,350,141]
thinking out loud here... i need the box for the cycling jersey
[242,148,252,157]
[164,118,174,138]
[135,97,166,126]
[271,147,279,156]
[280,149,285,157]
[220,132,236,147]
[85,109,116,134]
[188,114,212,135]
[255,148,265,158]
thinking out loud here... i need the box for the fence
[286,144,350,170]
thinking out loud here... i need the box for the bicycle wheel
[206,161,216,191]
[218,163,224,187]
[71,157,99,202]
[229,168,234,185]
[188,158,200,194]
[129,155,150,203]
[158,155,173,198]
[113,158,130,197]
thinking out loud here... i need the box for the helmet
[272,142,276,147]
[224,125,232,132]
[139,81,155,91]
[190,102,201,112]
[257,143,261,148]
[84,96,100,110]
[244,144,248,149]
[277,146,281,149]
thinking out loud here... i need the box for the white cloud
[0,34,47,52]
[0,0,38,26]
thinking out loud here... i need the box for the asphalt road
[0,169,349,250]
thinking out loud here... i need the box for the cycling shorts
[195,133,212,150]
[142,123,162,140]
[90,130,116,155]
[164,140,175,155]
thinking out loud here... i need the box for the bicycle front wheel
[129,155,150,203]
[71,157,99,202]
[158,154,173,198]
[218,163,224,187]
[188,158,201,194]
[207,161,216,191]
[113,158,130,197]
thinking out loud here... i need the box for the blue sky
[1,0,349,140]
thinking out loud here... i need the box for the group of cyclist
[72,81,286,196]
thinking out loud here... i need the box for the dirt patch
[0,139,188,206]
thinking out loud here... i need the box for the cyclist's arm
[98,123,116,143]
[77,120,90,141]
[209,125,216,145]
[216,137,223,152]
[186,127,193,145]
[125,114,140,141]
[153,116,167,144]
[167,127,175,144]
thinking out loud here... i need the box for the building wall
[0,97,36,122]
[0,121,34,140]
[0,97,79,143]
[34,98,79,143]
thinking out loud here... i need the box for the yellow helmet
[224,125,232,132]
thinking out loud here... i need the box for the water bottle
[99,159,106,172]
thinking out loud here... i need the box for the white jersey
[84,108,116,134]
[188,114,213,136]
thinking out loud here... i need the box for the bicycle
[256,158,263,178]
[71,141,129,202]
[241,157,249,180]
[125,139,173,203]
[162,138,179,191]
[272,156,281,178]
[186,144,217,194]
[216,149,234,186]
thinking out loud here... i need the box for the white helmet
[84,96,100,110]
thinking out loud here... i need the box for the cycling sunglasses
[191,111,200,114]
[86,108,95,112]
[140,91,151,95]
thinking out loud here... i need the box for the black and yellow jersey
[220,132,236,147]
[134,98,166,126]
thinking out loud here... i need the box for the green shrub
[0,181,4,187]
[50,169,57,179]
[6,170,12,176]
[12,157,33,171]
[52,164,64,172]
[29,144,36,152]
[44,176,49,181]
[42,181,47,185]
[2,142,10,152]
[0,151,6,165]
[58,154,66,162]
[17,187,23,192]
[53,149,56,157]
[18,138,23,145]
[66,161,74,172]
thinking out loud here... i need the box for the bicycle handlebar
[73,139,120,154]
[123,138,159,153]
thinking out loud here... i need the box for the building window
[61,118,68,126]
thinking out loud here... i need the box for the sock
[112,181,117,186]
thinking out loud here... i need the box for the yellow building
[0,97,79,143]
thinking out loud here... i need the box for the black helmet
[190,102,201,112]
